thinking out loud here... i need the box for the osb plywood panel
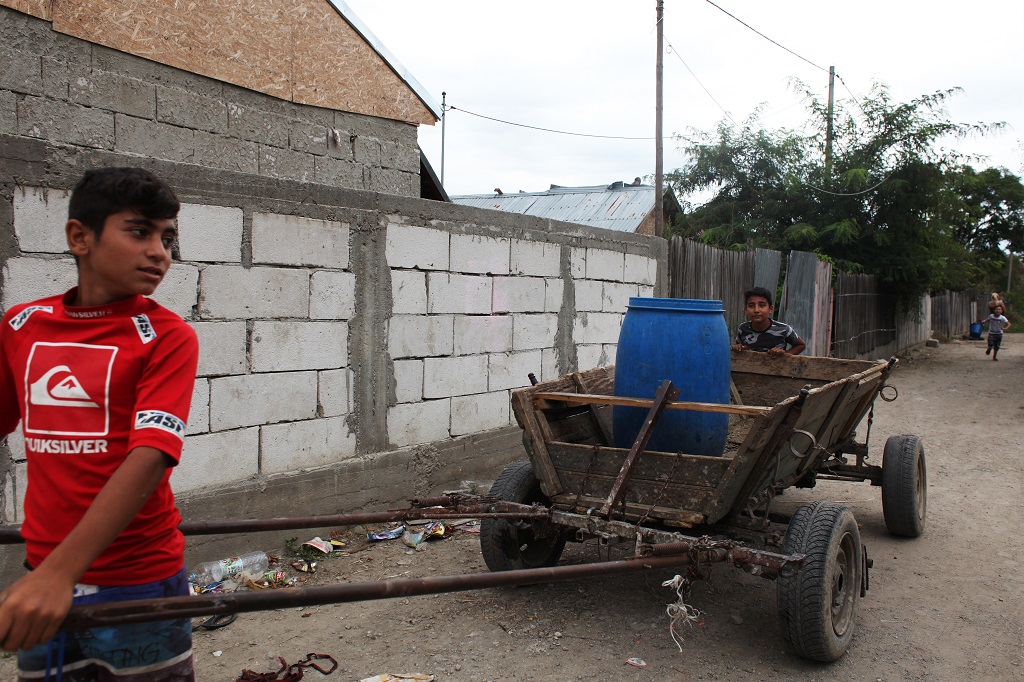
[291,0,434,125]
[49,0,433,124]
[1,0,50,20]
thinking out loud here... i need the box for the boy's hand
[767,347,786,357]
[731,344,747,352]
[0,566,75,651]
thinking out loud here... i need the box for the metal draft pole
[654,0,665,238]
[440,91,447,186]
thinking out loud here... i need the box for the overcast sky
[341,0,1023,199]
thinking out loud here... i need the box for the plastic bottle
[188,551,269,585]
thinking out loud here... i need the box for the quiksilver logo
[133,315,157,344]
[29,366,99,408]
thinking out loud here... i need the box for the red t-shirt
[0,289,198,585]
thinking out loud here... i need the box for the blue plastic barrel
[969,322,983,339]
[613,297,730,456]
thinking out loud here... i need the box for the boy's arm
[786,336,807,355]
[0,446,171,651]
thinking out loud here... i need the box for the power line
[702,0,829,75]
[664,40,736,124]
[447,106,653,140]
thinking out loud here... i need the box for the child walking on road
[984,304,1011,361]
[0,167,199,680]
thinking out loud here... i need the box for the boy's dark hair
[744,286,774,307]
[68,167,180,236]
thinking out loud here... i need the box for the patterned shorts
[17,568,194,681]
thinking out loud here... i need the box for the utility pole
[654,0,664,238]
[440,91,447,186]
[824,66,835,186]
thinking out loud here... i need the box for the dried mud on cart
[478,352,927,662]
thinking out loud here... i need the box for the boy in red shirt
[0,168,199,680]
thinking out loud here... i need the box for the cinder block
[602,281,637,313]
[379,138,419,172]
[314,155,364,189]
[625,253,657,285]
[574,280,604,312]
[393,359,423,403]
[574,312,623,345]
[259,146,315,183]
[13,186,71,253]
[454,316,512,355]
[189,321,246,377]
[488,350,543,391]
[451,390,511,436]
[1,256,76,309]
[388,315,453,359]
[388,399,451,448]
[69,69,155,118]
[226,102,289,148]
[545,278,564,313]
[511,239,561,278]
[0,90,15,135]
[176,204,243,263]
[576,344,612,371]
[289,120,328,156]
[193,130,259,175]
[18,96,114,149]
[175,427,260,492]
[366,167,417,197]
[586,248,625,281]
[513,314,558,351]
[492,276,545,313]
[310,271,356,320]
[209,371,318,431]
[260,416,356,474]
[1,47,43,95]
[113,114,194,162]
[150,262,199,319]
[540,348,559,382]
[426,273,492,315]
[199,266,310,319]
[639,285,655,298]
[188,379,210,435]
[318,368,351,417]
[354,136,381,165]
[251,321,347,372]
[385,224,449,270]
[156,85,227,133]
[570,247,586,278]
[423,355,488,398]
[450,234,510,275]
[252,213,349,268]
[2,460,27,524]
[391,270,427,315]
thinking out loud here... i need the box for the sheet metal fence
[668,239,973,358]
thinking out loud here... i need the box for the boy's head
[68,167,180,237]
[994,305,1004,315]
[743,286,774,326]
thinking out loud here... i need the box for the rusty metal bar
[63,553,705,630]
[600,380,679,517]
[0,503,551,545]
[639,541,803,573]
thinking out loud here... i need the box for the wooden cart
[479,352,927,662]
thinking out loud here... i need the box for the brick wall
[0,6,420,197]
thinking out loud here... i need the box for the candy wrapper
[367,525,405,541]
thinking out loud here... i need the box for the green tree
[668,82,1021,305]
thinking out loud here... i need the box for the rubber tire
[480,460,566,572]
[881,434,927,538]
[777,502,862,663]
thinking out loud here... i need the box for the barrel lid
[626,296,724,312]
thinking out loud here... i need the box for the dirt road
[6,340,1023,680]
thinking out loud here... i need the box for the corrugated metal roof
[451,182,658,232]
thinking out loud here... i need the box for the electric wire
[447,106,653,140]
[702,0,829,74]
[665,40,736,124]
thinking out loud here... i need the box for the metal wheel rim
[915,454,927,523]
[512,524,560,568]
[830,532,858,637]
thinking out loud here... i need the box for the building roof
[450,181,679,232]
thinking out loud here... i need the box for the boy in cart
[0,168,199,680]
[731,286,807,357]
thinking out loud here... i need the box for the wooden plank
[731,352,882,382]
[572,372,614,446]
[599,380,678,516]
[535,392,771,417]
[546,443,731,490]
[510,388,563,497]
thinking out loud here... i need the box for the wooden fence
[668,238,973,359]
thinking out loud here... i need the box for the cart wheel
[480,460,566,572]
[777,501,862,662]
[881,434,927,538]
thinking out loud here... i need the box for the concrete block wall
[0,6,420,198]
[0,141,666,559]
